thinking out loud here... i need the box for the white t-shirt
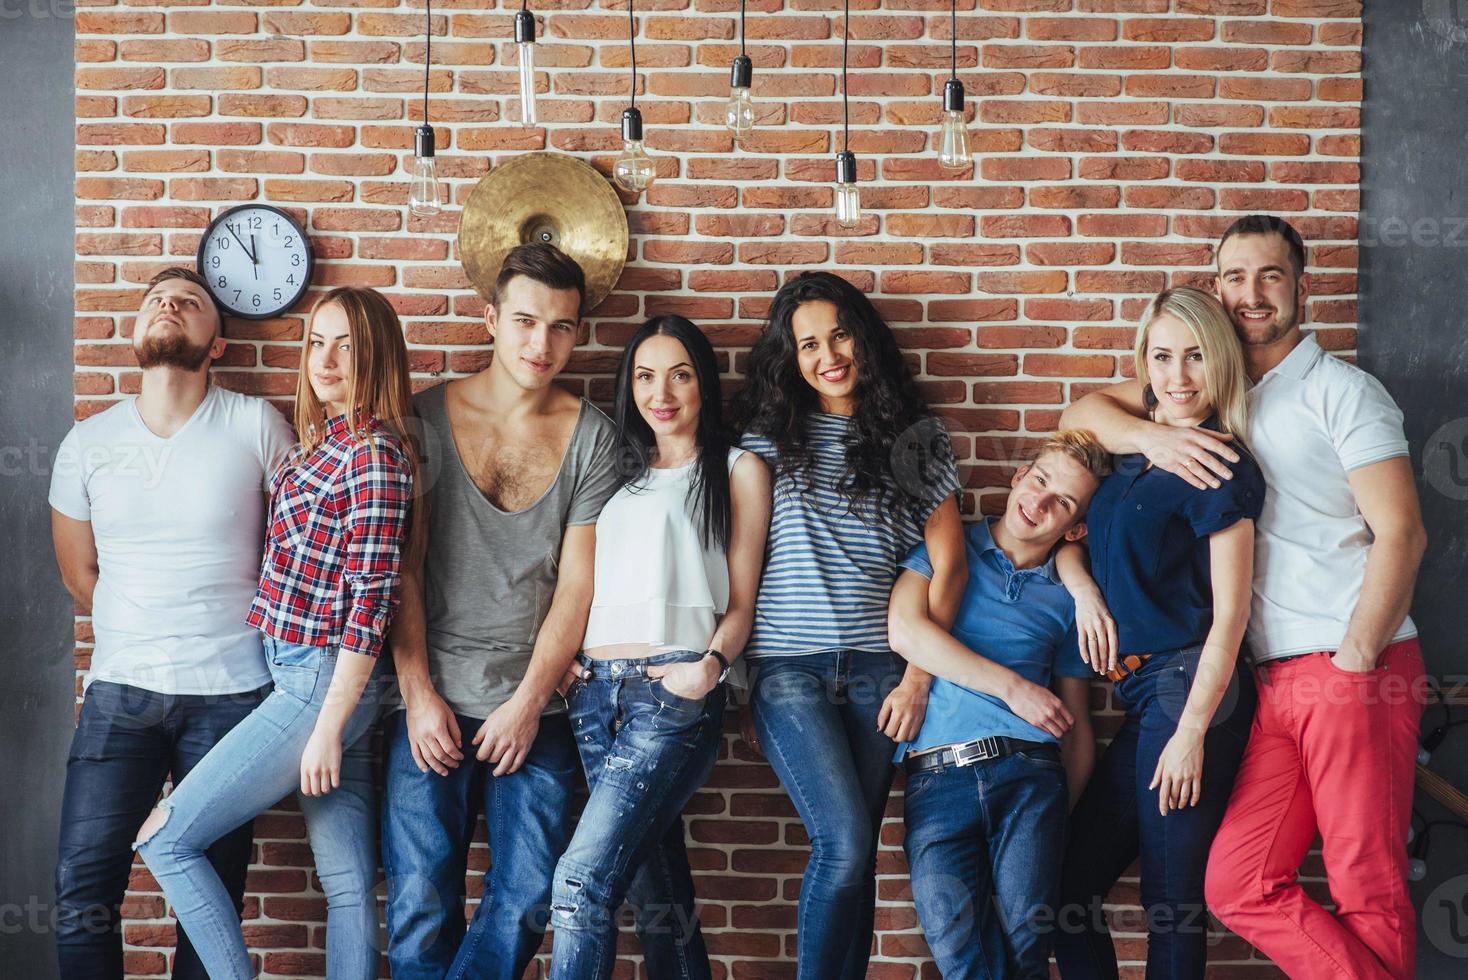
[582,449,745,653]
[49,385,297,694]
[1245,333,1417,662]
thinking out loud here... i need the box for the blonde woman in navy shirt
[1053,287,1265,980]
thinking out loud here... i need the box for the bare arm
[1062,379,1239,490]
[1052,538,1118,674]
[1336,456,1427,670]
[300,649,378,796]
[390,564,466,776]
[51,510,99,615]
[1055,676,1094,808]
[474,522,597,774]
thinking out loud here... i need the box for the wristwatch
[704,648,732,684]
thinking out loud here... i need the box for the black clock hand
[250,234,258,279]
[226,223,257,264]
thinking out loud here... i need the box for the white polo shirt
[1244,333,1416,662]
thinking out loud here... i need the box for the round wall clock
[196,204,314,320]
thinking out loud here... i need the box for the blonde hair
[1134,287,1249,439]
[1033,429,1111,483]
[293,286,425,567]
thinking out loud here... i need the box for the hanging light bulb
[409,0,442,219]
[725,0,753,144]
[726,54,754,143]
[834,150,860,229]
[938,78,972,170]
[938,0,972,171]
[614,107,655,195]
[612,0,655,196]
[515,4,537,126]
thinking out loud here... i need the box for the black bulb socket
[730,54,753,90]
[621,107,644,142]
[515,9,535,44]
[835,150,857,185]
[944,78,965,113]
[414,124,436,159]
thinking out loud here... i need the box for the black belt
[904,736,1054,775]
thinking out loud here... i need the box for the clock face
[196,205,313,320]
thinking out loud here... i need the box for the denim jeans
[550,650,727,980]
[903,744,1070,980]
[749,649,904,980]
[1055,644,1257,980]
[135,638,384,980]
[54,679,267,980]
[380,706,579,980]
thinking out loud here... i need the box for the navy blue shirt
[1086,420,1265,655]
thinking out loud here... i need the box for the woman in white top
[548,315,772,980]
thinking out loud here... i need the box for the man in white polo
[1063,215,1427,979]
[49,267,295,979]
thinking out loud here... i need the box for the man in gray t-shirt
[380,244,622,980]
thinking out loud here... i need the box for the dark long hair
[734,270,948,527]
[612,315,733,552]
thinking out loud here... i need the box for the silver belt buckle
[952,736,999,767]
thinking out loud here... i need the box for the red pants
[1205,638,1427,979]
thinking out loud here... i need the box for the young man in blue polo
[887,430,1108,980]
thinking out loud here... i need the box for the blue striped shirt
[741,413,961,658]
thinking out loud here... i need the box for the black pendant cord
[423,0,432,127]
[740,0,746,57]
[628,0,637,109]
[841,0,849,153]
[950,0,957,80]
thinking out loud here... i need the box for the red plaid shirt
[247,413,412,659]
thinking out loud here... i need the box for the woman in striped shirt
[135,287,423,980]
[735,271,968,980]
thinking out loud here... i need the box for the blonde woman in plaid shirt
[135,287,423,980]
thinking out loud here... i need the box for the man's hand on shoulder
[1142,425,1239,490]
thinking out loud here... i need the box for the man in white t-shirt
[48,267,295,980]
[1062,216,1428,979]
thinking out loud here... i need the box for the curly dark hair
[733,271,951,528]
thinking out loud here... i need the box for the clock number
[291,254,301,267]
[248,216,262,230]
[233,290,242,304]
[215,236,228,250]
[210,255,220,268]
[252,294,261,308]
[284,236,294,247]
[273,288,282,302]
[217,276,226,288]
[286,275,296,286]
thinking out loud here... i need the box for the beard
[1231,303,1299,347]
[135,327,214,371]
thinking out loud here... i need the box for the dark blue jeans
[549,650,726,980]
[903,744,1070,980]
[54,679,267,980]
[749,649,904,980]
[1055,645,1257,980]
[380,707,579,980]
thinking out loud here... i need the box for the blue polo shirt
[895,517,1091,759]
[1086,418,1266,655]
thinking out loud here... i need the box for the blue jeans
[55,680,267,980]
[380,706,579,980]
[749,649,904,980]
[1055,645,1257,980]
[550,650,727,980]
[903,744,1070,980]
[135,638,384,980]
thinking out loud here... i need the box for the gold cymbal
[458,152,629,313]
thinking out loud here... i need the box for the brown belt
[1105,653,1154,683]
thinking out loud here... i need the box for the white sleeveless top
[582,448,745,652]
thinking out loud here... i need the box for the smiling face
[1144,313,1213,427]
[632,333,702,450]
[485,274,583,392]
[1215,232,1306,348]
[133,277,223,372]
[1001,451,1100,549]
[307,300,354,418]
[791,299,859,414]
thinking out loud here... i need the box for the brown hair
[1219,214,1307,278]
[145,267,224,331]
[293,287,426,567]
[489,242,587,316]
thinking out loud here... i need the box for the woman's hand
[647,656,721,701]
[1150,728,1205,816]
[300,727,344,797]
[1072,586,1118,676]
[877,676,930,743]
[739,703,763,758]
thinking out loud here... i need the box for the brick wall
[70,0,1364,975]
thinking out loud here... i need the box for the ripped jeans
[135,637,383,980]
[549,650,727,980]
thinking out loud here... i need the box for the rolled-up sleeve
[338,441,413,658]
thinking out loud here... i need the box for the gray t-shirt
[413,383,622,718]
